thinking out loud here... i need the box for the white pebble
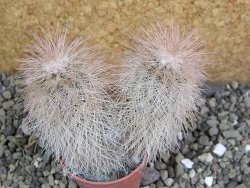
[189,169,196,178]
[33,160,39,168]
[198,153,214,162]
[245,144,250,153]
[205,176,213,187]
[232,120,238,125]
[181,158,194,169]
[213,143,227,157]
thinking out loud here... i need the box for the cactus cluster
[20,20,209,181]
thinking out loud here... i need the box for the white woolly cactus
[19,29,122,181]
[116,19,209,165]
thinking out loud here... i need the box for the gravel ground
[0,72,249,188]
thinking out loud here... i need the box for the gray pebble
[209,127,219,136]
[228,169,237,178]
[160,152,170,163]
[2,90,12,99]
[9,164,16,173]
[2,101,14,109]
[160,170,168,181]
[175,163,184,177]
[206,119,219,128]
[165,178,174,186]
[141,167,160,186]
[0,144,6,157]
[155,161,167,170]
[175,153,184,163]
[68,180,78,188]
[0,108,6,116]
[198,135,210,145]
[208,98,217,108]
[222,130,242,140]
[219,123,230,131]
[41,183,51,188]
[48,175,54,186]
[168,167,175,178]
[156,179,164,187]
[244,96,250,108]
[231,81,238,89]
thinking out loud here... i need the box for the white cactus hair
[116,18,209,164]
[19,28,122,181]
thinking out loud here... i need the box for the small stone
[229,113,238,123]
[208,98,217,108]
[245,144,250,153]
[155,161,167,170]
[33,161,39,168]
[198,153,213,162]
[175,153,184,163]
[213,143,227,157]
[228,139,236,146]
[198,135,210,145]
[205,176,213,187]
[206,119,219,127]
[141,167,160,186]
[209,127,219,136]
[244,96,250,108]
[68,180,77,188]
[223,130,241,139]
[168,167,175,178]
[0,85,6,93]
[2,90,12,99]
[48,175,54,186]
[219,123,229,130]
[175,163,184,177]
[236,184,246,188]
[41,183,50,188]
[189,169,196,178]
[231,81,238,89]
[181,158,194,169]
[43,170,50,177]
[0,144,5,157]
[13,152,22,159]
[19,183,29,188]
[165,178,174,186]
[160,170,168,181]
[0,109,5,116]
[224,151,233,159]
[9,164,16,173]
[228,169,237,179]
[2,101,14,109]
[59,182,66,188]
[160,153,170,163]
[156,179,164,187]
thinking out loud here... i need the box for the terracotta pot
[74,162,146,188]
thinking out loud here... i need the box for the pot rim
[74,161,146,185]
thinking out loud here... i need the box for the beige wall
[0,0,249,82]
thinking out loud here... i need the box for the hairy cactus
[116,19,209,165]
[19,29,122,181]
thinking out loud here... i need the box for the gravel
[0,73,249,188]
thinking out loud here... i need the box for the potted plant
[19,19,208,188]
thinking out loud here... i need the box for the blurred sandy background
[0,0,249,82]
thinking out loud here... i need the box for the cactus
[19,28,122,181]
[116,19,209,166]
[19,19,210,182]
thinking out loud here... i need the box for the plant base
[74,162,145,188]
